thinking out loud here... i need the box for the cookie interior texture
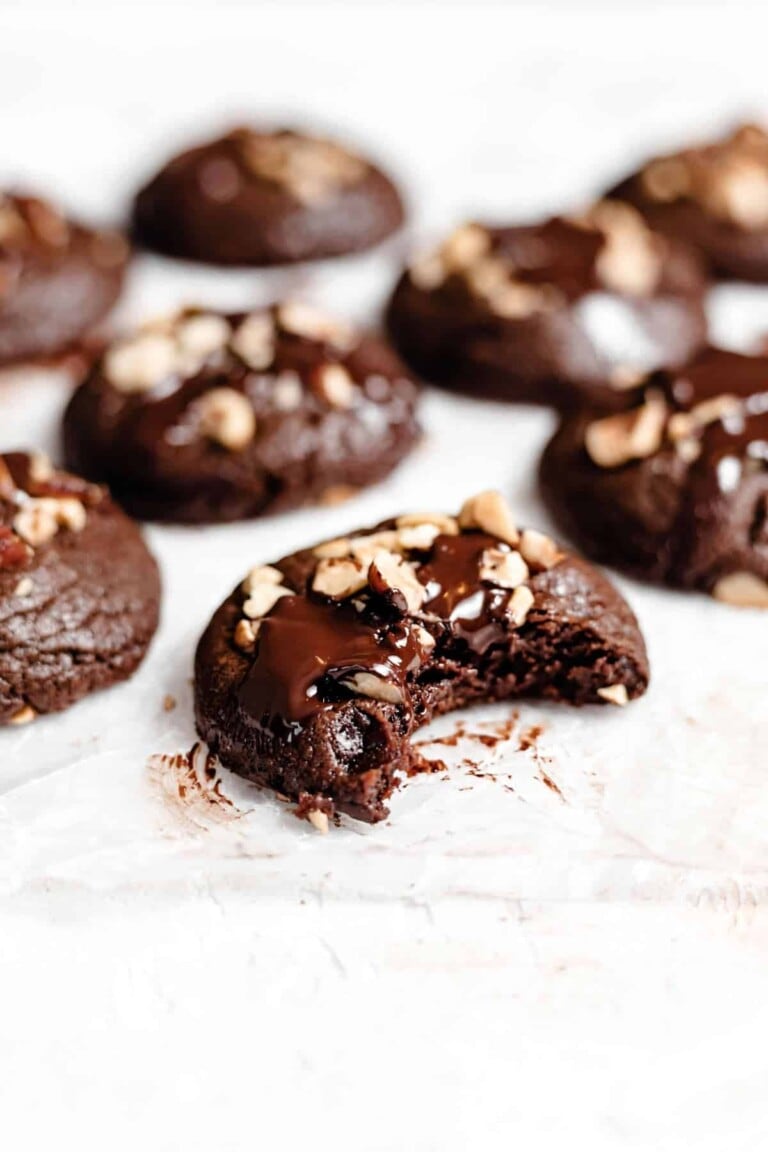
[132,126,405,266]
[63,302,421,523]
[608,122,768,281]
[540,346,768,603]
[386,204,708,408]
[0,451,160,726]
[0,192,129,364]
[194,491,649,826]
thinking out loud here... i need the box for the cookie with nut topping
[386,205,707,408]
[194,490,649,825]
[0,452,159,726]
[0,192,128,365]
[132,126,404,266]
[63,302,421,523]
[540,346,768,604]
[607,122,768,281]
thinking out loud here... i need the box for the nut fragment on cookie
[479,547,529,589]
[458,490,519,545]
[243,584,293,619]
[13,497,84,547]
[9,704,36,726]
[307,809,329,834]
[519,529,561,570]
[585,392,667,468]
[234,618,261,652]
[13,576,34,597]
[507,584,534,625]
[396,512,459,537]
[368,550,426,612]
[340,670,404,704]
[105,332,178,393]
[312,557,368,599]
[242,564,284,594]
[712,571,768,608]
[278,301,354,349]
[597,684,629,706]
[194,387,256,451]
[314,363,356,409]
[230,312,275,370]
[176,313,231,362]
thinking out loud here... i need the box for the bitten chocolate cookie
[63,302,420,523]
[0,452,160,725]
[540,346,768,605]
[194,490,649,825]
[0,193,128,365]
[608,123,768,281]
[386,203,707,408]
[132,126,404,265]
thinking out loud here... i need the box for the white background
[1,4,768,1150]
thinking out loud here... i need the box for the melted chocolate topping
[235,530,524,737]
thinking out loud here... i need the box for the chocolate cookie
[132,126,404,265]
[608,122,768,281]
[63,302,421,523]
[386,203,708,408]
[0,193,129,365]
[0,452,160,726]
[540,346,768,605]
[194,490,649,825]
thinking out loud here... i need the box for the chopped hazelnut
[712,571,768,608]
[176,313,231,364]
[313,537,353,560]
[368,550,427,612]
[242,584,293,619]
[13,576,33,598]
[312,557,368,599]
[519,529,561,571]
[396,512,459,536]
[234,618,261,652]
[9,704,36,725]
[479,547,529,589]
[277,301,354,350]
[13,499,61,547]
[230,312,275,370]
[314,363,356,409]
[408,253,446,290]
[242,564,284,594]
[442,223,490,270]
[507,585,534,625]
[414,624,436,652]
[307,809,329,834]
[597,684,629,706]
[458,490,519,546]
[104,332,178,394]
[584,391,667,468]
[272,371,303,411]
[194,387,256,451]
[340,670,404,704]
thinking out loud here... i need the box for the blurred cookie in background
[0,451,160,726]
[539,345,768,606]
[0,193,128,366]
[63,301,421,523]
[386,203,708,409]
[132,126,405,265]
[607,122,768,281]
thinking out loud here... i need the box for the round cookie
[194,490,649,826]
[386,203,708,408]
[0,193,129,365]
[0,451,160,725]
[607,122,768,281]
[63,302,421,523]
[540,346,768,605]
[132,126,405,266]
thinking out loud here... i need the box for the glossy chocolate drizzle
[235,530,520,737]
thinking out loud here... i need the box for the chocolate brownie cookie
[540,346,768,605]
[63,302,420,523]
[132,126,404,265]
[386,203,708,408]
[0,193,128,365]
[0,452,160,725]
[194,490,649,825]
[608,122,768,281]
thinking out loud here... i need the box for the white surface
[1,5,768,1150]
